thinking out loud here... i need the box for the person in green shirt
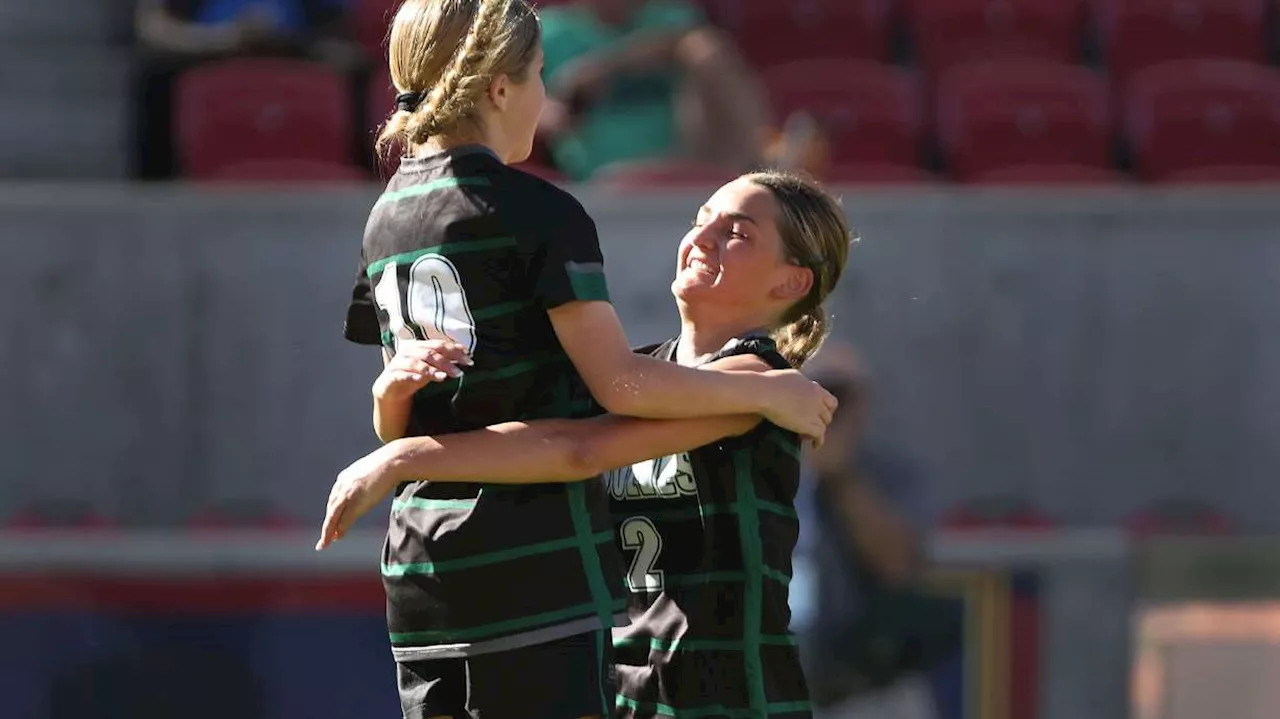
[538,0,769,180]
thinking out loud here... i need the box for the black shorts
[397,629,615,719]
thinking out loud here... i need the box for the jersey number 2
[620,516,665,593]
[373,256,478,354]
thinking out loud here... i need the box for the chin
[672,277,711,301]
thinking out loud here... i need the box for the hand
[372,339,472,404]
[317,444,404,550]
[757,369,838,446]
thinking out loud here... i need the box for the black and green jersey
[344,146,625,661]
[607,335,812,718]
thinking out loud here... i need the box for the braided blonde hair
[377,0,541,156]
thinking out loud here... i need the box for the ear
[770,265,813,303]
[488,74,510,111]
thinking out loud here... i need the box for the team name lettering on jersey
[605,453,698,501]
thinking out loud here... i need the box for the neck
[675,301,774,366]
[422,132,507,163]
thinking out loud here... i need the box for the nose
[689,219,719,251]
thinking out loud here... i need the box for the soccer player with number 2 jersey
[319,1,837,717]
[324,170,853,718]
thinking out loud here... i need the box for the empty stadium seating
[1096,0,1268,82]
[764,60,922,167]
[936,61,1112,181]
[907,0,1086,74]
[725,0,890,67]
[174,59,354,180]
[1124,60,1280,181]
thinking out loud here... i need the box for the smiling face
[671,178,815,321]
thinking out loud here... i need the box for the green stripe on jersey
[614,633,798,653]
[373,175,491,208]
[566,261,610,302]
[757,499,799,519]
[615,695,812,717]
[390,597,626,645]
[734,449,769,714]
[392,497,477,512]
[365,236,517,279]
[567,482,615,714]
[382,530,612,576]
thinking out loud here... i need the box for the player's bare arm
[318,354,773,550]
[548,300,835,440]
[370,339,472,442]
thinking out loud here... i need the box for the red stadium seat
[205,159,370,183]
[764,60,922,167]
[1162,164,1280,184]
[175,59,353,180]
[936,61,1111,182]
[594,159,736,188]
[1124,60,1280,181]
[727,0,890,67]
[824,163,932,184]
[355,0,401,58]
[1096,0,1267,83]
[907,0,1086,74]
[970,163,1126,184]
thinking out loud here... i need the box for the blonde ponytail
[773,303,831,368]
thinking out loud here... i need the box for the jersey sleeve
[343,251,383,346]
[520,192,611,309]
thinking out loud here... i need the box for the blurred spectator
[792,343,950,719]
[538,0,770,180]
[132,0,362,179]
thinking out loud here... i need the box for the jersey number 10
[373,256,478,355]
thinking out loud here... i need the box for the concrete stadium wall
[2,184,1279,529]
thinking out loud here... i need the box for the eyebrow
[696,207,761,227]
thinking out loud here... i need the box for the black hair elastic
[395,92,424,112]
